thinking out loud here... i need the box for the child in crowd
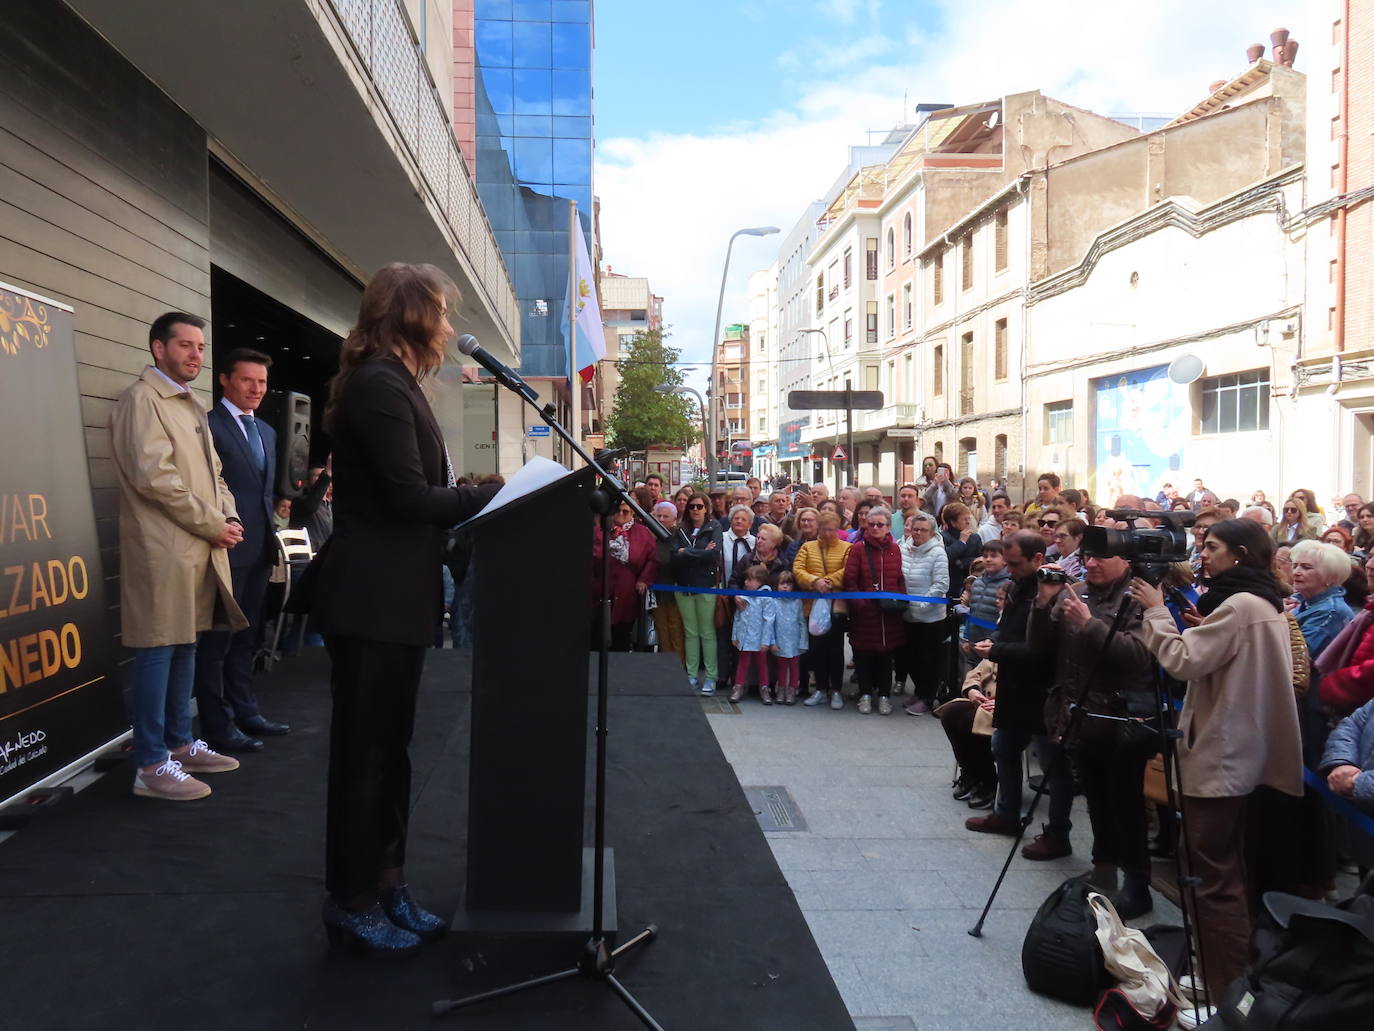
[963,540,1009,668]
[731,564,776,704]
[770,571,809,705]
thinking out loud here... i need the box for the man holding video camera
[1028,539,1158,918]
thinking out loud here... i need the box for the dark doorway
[210,266,340,465]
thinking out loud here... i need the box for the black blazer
[208,400,277,570]
[312,356,496,647]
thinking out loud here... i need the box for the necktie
[734,537,746,574]
[240,413,266,471]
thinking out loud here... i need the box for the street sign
[886,428,917,438]
[526,424,551,438]
[832,445,847,461]
[787,389,884,410]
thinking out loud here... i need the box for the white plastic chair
[264,528,316,670]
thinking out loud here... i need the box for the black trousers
[1075,745,1151,884]
[938,701,995,787]
[324,635,426,900]
[808,624,845,693]
[853,649,894,698]
[894,619,945,703]
[194,559,269,737]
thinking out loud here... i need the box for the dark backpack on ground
[1022,875,1109,1005]
[1218,875,1374,1030]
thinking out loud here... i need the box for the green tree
[605,328,700,451]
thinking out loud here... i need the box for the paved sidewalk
[707,688,1182,1031]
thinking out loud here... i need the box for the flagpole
[568,198,581,469]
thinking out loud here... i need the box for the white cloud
[595,0,1299,397]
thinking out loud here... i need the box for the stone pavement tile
[764,835,866,872]
[802,805,910,839]
[792,871,911,912]
[820,955,879,1018]
[937,865,1076,911]
[803,908,928,964]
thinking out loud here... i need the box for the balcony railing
[861,403,919,432]
[328,0,516,334]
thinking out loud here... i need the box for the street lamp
[708,225,779,488]
[662,383,707,480]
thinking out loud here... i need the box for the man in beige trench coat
[109,312,249,800]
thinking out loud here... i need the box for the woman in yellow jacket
[794,510,853,708]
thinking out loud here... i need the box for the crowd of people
[603,462,1374,1002]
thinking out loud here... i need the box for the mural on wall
[1092,365,1190,505]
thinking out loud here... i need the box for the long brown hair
[326,263,458,431]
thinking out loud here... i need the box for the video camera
[1080,508,1193,585]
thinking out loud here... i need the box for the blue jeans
[131,644,197,768]
[991,727,1073,838]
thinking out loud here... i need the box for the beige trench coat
[109,367,247,647]
[1141,593,1303,798]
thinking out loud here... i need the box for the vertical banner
[0,282,121,805]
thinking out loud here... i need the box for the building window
[994,317,1008,380]
[933,344,944,397]
[902,283,912,330]
[886,294,896,339]
[865,301,878,344]
[843,248,852,289]
[994,434,1007,479]
[994,209,1008,271]
[886,228,895,270]
[961,232,973,291]
[864,365,879,391]
[959,332,974,415]
[865,238,878,280]
[844,317,853,348]
[903,212,912,256]
[932,251,944,305]
[815,274,824,315]
[958,437,977,478]
[1198,370,1270,434]
[903,353,912,403]
[757,415,766,432]
[1044,400,1073,445]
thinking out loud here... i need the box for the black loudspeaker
[257,390,311,499]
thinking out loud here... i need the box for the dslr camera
[1080,509,1193,584]
[1036,567,1071,585]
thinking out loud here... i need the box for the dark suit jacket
[208,400,276,570]
[312,356,497,647]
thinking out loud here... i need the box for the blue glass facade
[474,0,594,378]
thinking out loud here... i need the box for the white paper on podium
[460,456,569,525]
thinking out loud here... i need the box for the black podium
[451,465,614,939]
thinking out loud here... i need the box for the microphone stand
[433,382,667,1029]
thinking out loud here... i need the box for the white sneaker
[829,692,843,711]
[803,690,827,706]
[171,739,239,773]
[133,758,211,801]
[700,679,716,696]
[878,696,893,715]
[688,675,699,691]
[857,694,872,714]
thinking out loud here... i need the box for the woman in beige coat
[1129,518,1302,999]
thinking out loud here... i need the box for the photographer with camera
[1030,542,1158,917]
[1128,518,1302,999]
[964,532,1070,856]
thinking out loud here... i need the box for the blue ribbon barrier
[650,584,949,605]
[1303,765,1374,840]
[966,615,998,632]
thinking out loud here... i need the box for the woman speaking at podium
[311,263,497,957]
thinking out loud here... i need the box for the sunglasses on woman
[687,503,706,510]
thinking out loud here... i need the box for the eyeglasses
[1283,508,1298,514]
[1038,519,1058,527]
[687,503,706,510]
[866,521,889,529]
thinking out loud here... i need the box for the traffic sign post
[787,387,883,496]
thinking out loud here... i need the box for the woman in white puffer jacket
[895,512,949,714]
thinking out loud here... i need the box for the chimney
[1247,43,1265,63]
[1270,27,1290,48]
[1281,39,1299,67]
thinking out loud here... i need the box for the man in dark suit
[193,347,291,753]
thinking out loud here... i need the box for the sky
[591,0,1299,395]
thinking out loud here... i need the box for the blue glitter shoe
[381,884,449,943]
[322,898,422,957]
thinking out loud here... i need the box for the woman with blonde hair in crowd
[957,477,986,524]
[1289,489,1326,534]
[794,510,852,709]
[1272,497,1319,545]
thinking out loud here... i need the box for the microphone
[454,334,539,404]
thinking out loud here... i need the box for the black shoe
[381,884,448,943]
[966,788,996,810]
[239,713,290,736]
[952,781,975,801]
[322,898,421,958]
[1111,881,1154,920]
[205,728,264,754]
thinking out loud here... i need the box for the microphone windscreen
[455,334,480,356]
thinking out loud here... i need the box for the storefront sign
[0,283,120,804]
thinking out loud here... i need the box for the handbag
[1022,875,1110,1005]
[864,544,907,613]
[1087,892,1186,1022]
[808,597,832,636]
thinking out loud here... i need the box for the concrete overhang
[65,0,519,365]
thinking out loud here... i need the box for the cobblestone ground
[707,685,1183,1031]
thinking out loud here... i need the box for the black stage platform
[0,649,853,1031]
